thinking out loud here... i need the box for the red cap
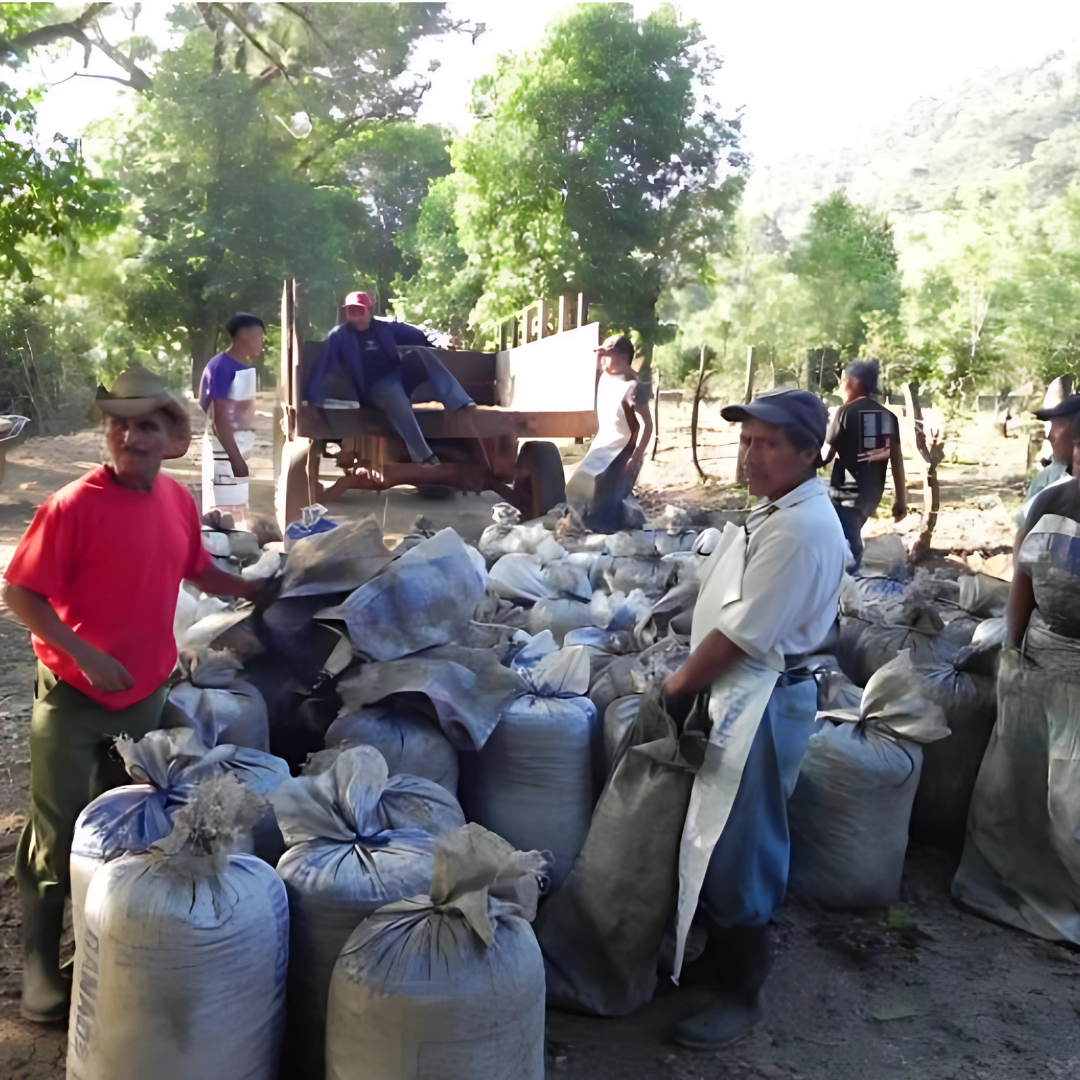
[344,290,373,309]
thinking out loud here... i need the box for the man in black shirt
[823,358,907,567]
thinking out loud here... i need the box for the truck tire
[514,441,566,520]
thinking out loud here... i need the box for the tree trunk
[651,372,661,461]
[691,344,708,482]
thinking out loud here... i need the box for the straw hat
[95,365,191,459]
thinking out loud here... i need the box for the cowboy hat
[95,365,191,459]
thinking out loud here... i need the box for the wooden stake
[691,344,708,482]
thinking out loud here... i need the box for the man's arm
[630,398,654,467]
[890,435,907,519]
[1,583,135,692]
[207,399,248,478]
[1004,566,1036,649]
[187,564,268,604]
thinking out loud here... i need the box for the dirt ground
[0,395,1069,1079]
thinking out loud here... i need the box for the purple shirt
[199,353,249,412]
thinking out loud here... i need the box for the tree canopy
[395,2,746,356]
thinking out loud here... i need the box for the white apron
[671,520,782,979]
[201,366,257,513]
[574,372,638,480]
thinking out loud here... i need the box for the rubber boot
[670,924,773,1048]
[21,896,70,1023]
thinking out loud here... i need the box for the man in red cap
[2,365,269,1022]
[306,290,475,465]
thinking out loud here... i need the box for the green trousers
[15,663,173,904]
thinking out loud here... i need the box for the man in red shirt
[2,365,267,1023]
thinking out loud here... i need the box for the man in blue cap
[822,358,907,567]
[305,290,474,466]
[1014,390,1080,530]
[663,388,847,1047]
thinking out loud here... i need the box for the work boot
[21,896,70,1023]
[670,924,773,1048]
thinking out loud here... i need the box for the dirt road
[1,406,1068,1079]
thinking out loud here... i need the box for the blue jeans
[833,503,867,568]
[366,350,474,463]
[699,675,817,928]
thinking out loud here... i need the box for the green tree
[80,4,464,379]
[0,3,121,281]
[392,173,485,343]
[405,2,745,356]
[789,190,903,363]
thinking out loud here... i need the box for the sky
[22,0,1080,170]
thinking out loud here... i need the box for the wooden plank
[296,403,598,442]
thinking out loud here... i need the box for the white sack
[787,651,949,909]
[69,729,290,963]
[325,824,547,1080]
[605,530,657,557]
[487,552,554,603]
[527,597,596,644]
[459,637,596,890]
[68,780,289,1080]
[325,704,459,794]
[271,745,465,1080]
[168,679,270,752]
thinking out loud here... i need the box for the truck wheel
[513,441,566,520]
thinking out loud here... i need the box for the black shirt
[826,397,899,516]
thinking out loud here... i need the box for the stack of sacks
[325,824,548,1080]
[658,525,722,586]
[787,651,949,909]
[479,503,568,566]
[649,505,699,556]
[272,745,466,1080]
[68,777,289,1080]
[837,581,976,687]
[459,633,597,891]
[588,633,689,721]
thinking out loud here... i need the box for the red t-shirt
[4,466,211,710]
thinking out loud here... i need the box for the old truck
[273,280,600,530]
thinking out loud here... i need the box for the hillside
[743,47,1080,268]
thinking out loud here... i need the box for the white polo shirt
[690,477,847,670]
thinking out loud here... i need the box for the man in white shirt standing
[663,389,847,1047]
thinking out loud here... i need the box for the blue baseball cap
[721,388,829,448]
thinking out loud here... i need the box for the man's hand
[892,500,908,522]
[75,647,135,693]
[661,673,694,731]
[229,456,250,479]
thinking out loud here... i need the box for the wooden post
[652,373,661,461]
[743,345,756,404]
[903,381,945,555]
[577,292,588,328]
[691,344,709,482]
[557,294,570,333]
[540,298,554,339]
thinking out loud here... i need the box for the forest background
[3,1,1080,428]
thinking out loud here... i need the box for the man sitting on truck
[306,290,475,466]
